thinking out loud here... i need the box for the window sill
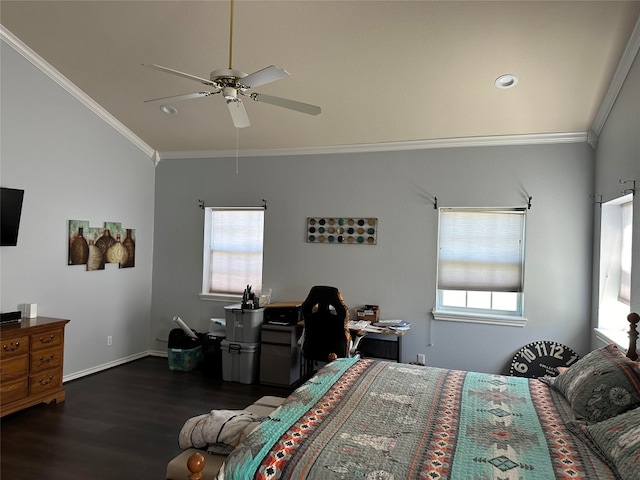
[594,328,628,351]
[199,293,243,303]
[432,309,527,327]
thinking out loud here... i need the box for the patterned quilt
[219,358,617,480]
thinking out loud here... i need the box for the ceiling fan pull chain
[236,128,240,174]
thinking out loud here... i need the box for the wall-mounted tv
[1,187,25,247]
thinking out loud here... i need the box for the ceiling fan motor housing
[210,68,248,100]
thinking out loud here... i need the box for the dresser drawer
[30,370,62,395]
[31,329,63,351]
[30,346,63,374]
[0,377,28,405]
[0,354,29,381]
[1,335,29,359]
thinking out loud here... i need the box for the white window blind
[619,201,633,304]
[205,208,264,295]
[438,208,526,292]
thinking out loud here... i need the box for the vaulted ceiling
[2,1,640,157]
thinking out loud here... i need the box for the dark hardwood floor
[1,356,294,480]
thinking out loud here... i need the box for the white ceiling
[2,1,640,158]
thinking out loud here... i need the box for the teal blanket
[220,358,617,479]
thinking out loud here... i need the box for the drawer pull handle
[39,375,54,386]
[39,354,55,363]
[39,335,55,344]
[2,342,20,352]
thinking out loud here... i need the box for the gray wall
[152,142,595,374]
[592,48,640,347]
[0,42,155,378]
[9,32,637,378]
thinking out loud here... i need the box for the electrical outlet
[417,353,426,365]
[107,335,113,346]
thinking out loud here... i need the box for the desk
[350,326,407,362]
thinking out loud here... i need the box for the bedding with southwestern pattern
[218,357,619,480]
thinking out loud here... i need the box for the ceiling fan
[143,0,320,128]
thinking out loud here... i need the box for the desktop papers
[347,320,387,333]
[348,319,410,333]
[374,320,411,332]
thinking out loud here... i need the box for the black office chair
[300,286,353,374]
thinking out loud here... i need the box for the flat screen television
[1,187,25,246]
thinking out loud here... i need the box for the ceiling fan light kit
[143,0,320,128]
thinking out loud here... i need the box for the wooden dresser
[0,316,70,417]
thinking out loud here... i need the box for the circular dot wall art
[306,217,378,245]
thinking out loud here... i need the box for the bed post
[186,452,205,480]
[627,312,639,361]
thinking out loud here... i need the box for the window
[433,207,526,325]
[201,207,265,299]
[619,200,632,304]
[597,194,633,344]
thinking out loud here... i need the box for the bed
[189,313,640,480]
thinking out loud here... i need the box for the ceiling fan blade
[240,65,289,88]
[142,64,218,87]
[143,91,218,104]
[227,99,250,128]
[250,93,321,116]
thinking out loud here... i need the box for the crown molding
[158,131,588,161]
[1,25,156,161]
[591,14,640,137]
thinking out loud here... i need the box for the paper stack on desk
[347,320,387,333]
[362,325,386,333]
[347,320,371,330]
[374,320,411,332]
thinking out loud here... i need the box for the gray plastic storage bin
[221,340,260,384]
[224,304,264,343]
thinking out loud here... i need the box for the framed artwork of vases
[68,220,135,271]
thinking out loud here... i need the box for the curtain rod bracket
[619,179,636,196]
[433,197,438,210]
[198,199,205,209]
[527,196,533,209]
[590,194,603,206]
[262,199,268,210]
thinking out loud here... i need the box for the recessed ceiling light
[160,104,178,115]
[495,74,519,89]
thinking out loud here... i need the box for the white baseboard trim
[149,350,168,358]
[62,350,168,383]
